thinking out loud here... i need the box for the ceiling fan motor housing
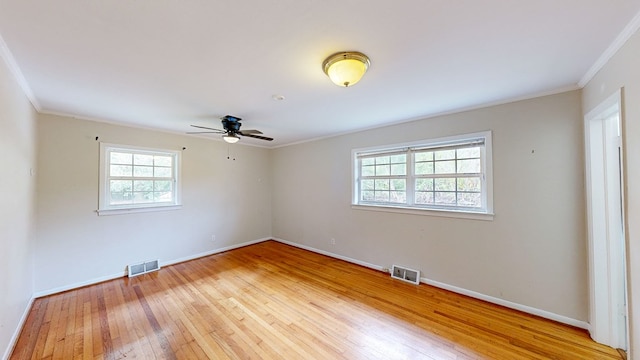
[222,115,242,133]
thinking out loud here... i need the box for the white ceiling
[1,1,639,147]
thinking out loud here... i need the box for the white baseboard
[272,238,385,272]
[421,278,589,330]
[162,237,271,267]
[272,237,589,330]
[2,295,35,360]
[34,272,126,298]
[34,237,272,298]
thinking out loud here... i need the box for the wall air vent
[128,260,160,277]
[391,265,420,285]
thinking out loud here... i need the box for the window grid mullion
[355,135,488,212]
[414,173,482,179]
[104,147,178,209]
[109,176,173,181]
[407,149,415,206]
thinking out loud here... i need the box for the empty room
[1,1,640,359]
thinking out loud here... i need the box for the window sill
[97,205,182,216]
[351,204,494,221]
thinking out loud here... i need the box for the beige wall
[583,29,640,358]
[35,114,272,293]
[0,55,37,357]
[272,90,588,321]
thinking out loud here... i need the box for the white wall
[35,114,272,294]
[582,28,640,358]
[0,52,37,357]
[272,90,588,322]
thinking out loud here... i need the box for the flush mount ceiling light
[222,133,240,144]
[322,51,370,87]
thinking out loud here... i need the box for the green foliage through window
[354,133,491,213]
[100,144,180,211]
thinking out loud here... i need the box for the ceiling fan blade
[241,133,274,141]
[186,131,224,134]
[238,129,263,135]
[190,125,225,133]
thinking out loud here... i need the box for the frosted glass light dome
[323,51,370,87]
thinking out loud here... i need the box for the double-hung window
[353,131,493,219]
[98,143,182,215]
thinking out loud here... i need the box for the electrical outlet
[211,235,216,242]
[330,238,336,245]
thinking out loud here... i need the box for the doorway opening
[584,89,628,351]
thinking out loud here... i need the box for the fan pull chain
[227,145,235,161]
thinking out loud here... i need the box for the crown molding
[0,32,41,111]
[579,9,640,87]
[272,84,580,149]
[39,109,272,149]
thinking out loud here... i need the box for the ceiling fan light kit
[222,134,240,143]
[322,51,370,87]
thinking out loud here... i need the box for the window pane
[110,191,132,204]
[154,167,172,177]
[415,192,434,204]
[154,156,172,167]
[457,159,481,173]
[362,191,374,201]
[375,156,390,165]
[375,165,390,176]
[133,165,153,177]
[390,164,406,176]
[361,165,375,176]
[435,178,455,191]
[134,154,153,166]
[110,165,132,177]
[457,177,481,192]
[154,181,172,192]
[374,191,389,202]
[390,191,406,203]
[415,161,434,175]
[435,192,456,205]
[361,158,374,166]
[154,192,172,202]
[457,147,480,159]
[110,180,132,192]
[391,179,406,190]
[134,180,153,192]
[434,150,455,160]
[416,178,434,191]
[361,179,374,190]
[390,154,406,163]
[415,152,433,161]
[458,192,482,207]
[374,179,389,190]
[133,192,153,203]
[435,160,456,174]
[110,152,132,165]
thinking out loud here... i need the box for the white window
[98,143,182,215]
[352,131,493,219]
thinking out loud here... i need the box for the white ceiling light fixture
[322,51,370,87]
[223,133,240,143]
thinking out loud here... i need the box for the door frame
[584,88,628,349]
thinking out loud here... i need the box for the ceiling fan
[188,115,273,143]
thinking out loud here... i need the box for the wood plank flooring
[10,240,622,359]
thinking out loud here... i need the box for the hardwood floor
[11,240,622,359]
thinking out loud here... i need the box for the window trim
[351,131,493,220]
[98,143,182,216]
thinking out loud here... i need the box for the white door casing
[584,89,628,350]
